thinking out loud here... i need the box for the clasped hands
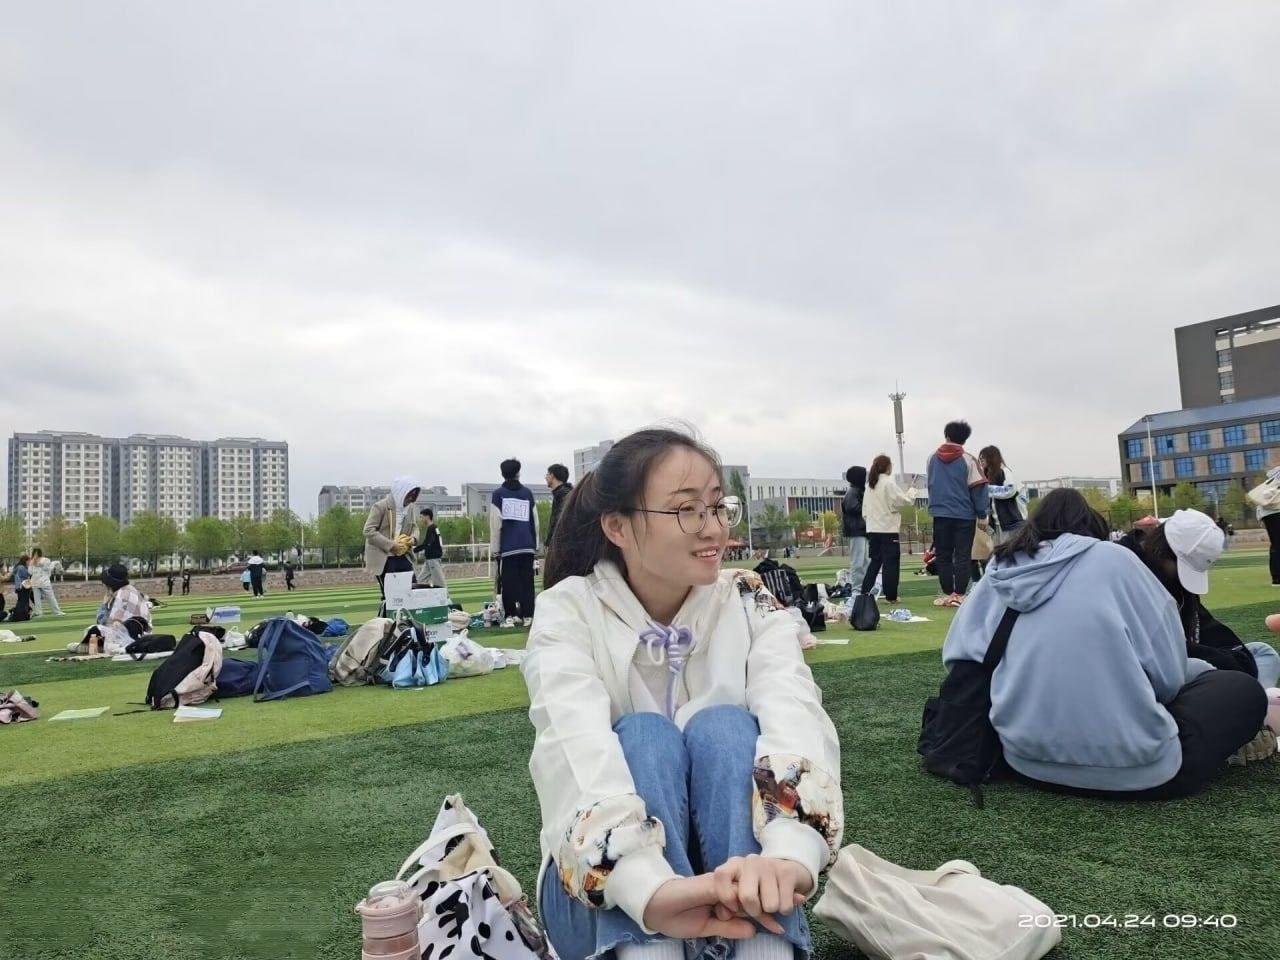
[389,534,414,556]
[642,855,811,941]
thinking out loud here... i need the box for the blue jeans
[1187,641,1280,690]
[539,705,812,960]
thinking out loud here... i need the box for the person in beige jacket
[363,476,422,604]
[860,455,918,603]
[524,428,842,960]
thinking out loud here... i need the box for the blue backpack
[216,657,258,698]
[320,617,349,638]
[253,618,334,702]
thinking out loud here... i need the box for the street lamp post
[1144,415,1160,521]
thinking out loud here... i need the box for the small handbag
[391,795,556,959]
[851,592,880,631]
[1247,475,1280,508]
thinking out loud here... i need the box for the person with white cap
[1131,509,1280,691]
[363,476,422,610]
[941,489,1266,799]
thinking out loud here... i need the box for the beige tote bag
[814,844,1061,960]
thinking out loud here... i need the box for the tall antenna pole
[889,387,907,480]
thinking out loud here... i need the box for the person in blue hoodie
[926,420,990,606]
[942,488,1266,799]
[490,458,540,626]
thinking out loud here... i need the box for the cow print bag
[395,795,556,960]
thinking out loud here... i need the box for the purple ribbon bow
[638,623,695,719]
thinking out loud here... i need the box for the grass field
[3,552,1278,959]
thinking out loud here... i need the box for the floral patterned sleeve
[752,754,842,866]
[557,795,666,907]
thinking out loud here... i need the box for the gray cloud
[2,1,1278,512]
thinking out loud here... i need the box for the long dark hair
[867,455,892,490]
[978,445,1005,483]
[543,428,723,588]
[1134,523,1198,641]
[993,488,1108,562]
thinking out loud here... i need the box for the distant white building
[318,484,463,518]
[573,440,615,482]
[7,430,289,539]
[749,476,843,517]
[1024,476,1123,499]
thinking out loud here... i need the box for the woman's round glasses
[631,496,743,534]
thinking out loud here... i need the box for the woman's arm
[744,602,844,891]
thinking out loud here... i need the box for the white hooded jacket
[522,561,843,931]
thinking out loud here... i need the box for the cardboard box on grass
[384,574,450,626]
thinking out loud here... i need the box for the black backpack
[124,634,177,660]
[143,633,209,709]
[799,584,827,633]
[917,608,1020,807]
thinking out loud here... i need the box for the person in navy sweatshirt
[926,420,990,606]
[490,458,540,626]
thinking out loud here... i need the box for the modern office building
[573,440,615,481]
[1117,394,1280,502]
[1176,306,1280,408]
[7,430,289,538]
[748,476,844,517]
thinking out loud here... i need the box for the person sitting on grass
[523,427,843,960]
[1122,509,1280,690]
[942,488,1265,799]
[68,563,152,655]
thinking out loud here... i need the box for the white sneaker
[513,616,525,627]
[502,617,518,629]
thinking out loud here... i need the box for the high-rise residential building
[6,431,289,537]
[118,434,205,527]
[1176,306,1280,407]
[573,440,615,482]
[206,438,289,521]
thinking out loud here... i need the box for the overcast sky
[3,2,1278,515]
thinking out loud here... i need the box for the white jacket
[28,558,54,589]
[522,561,843,931]
[863,477,916,534]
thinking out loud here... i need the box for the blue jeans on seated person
[538,705,812,960]
[1187,641,1280,690]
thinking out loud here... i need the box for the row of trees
[0,499,560,571]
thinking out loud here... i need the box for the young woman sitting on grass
[68,563,152,655]
[522,427,843,960]
[1123,509,1280,691]
[942,488,1266,799]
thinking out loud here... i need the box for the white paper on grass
[500,498,530,522]
[383,572,414,609]
[407,587,448,609]
[49,707,110,721]
[174,706,222,722]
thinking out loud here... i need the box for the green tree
[84,515,121,569]
[342,508,367,562]
[819,509,840,538]
[1222,484,1249,525]
[787,508,812,538]
[1108,493,1139,530]
[1171,482,1207,513]
[121,512,180,573]
[759,504,789,544]
[536,500,552,548]
[317,505,352,565]
[227,514,263,559]
[35,515,80,566]
[1079,488,1112,515]
[0,514,25,563]
[262,509,301,561]
[184,516,230,568]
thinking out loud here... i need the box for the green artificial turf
[4,550,1278,959]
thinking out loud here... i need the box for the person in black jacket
[842,465,869,593]
[414,507,447,588]
[544,463,573,550]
